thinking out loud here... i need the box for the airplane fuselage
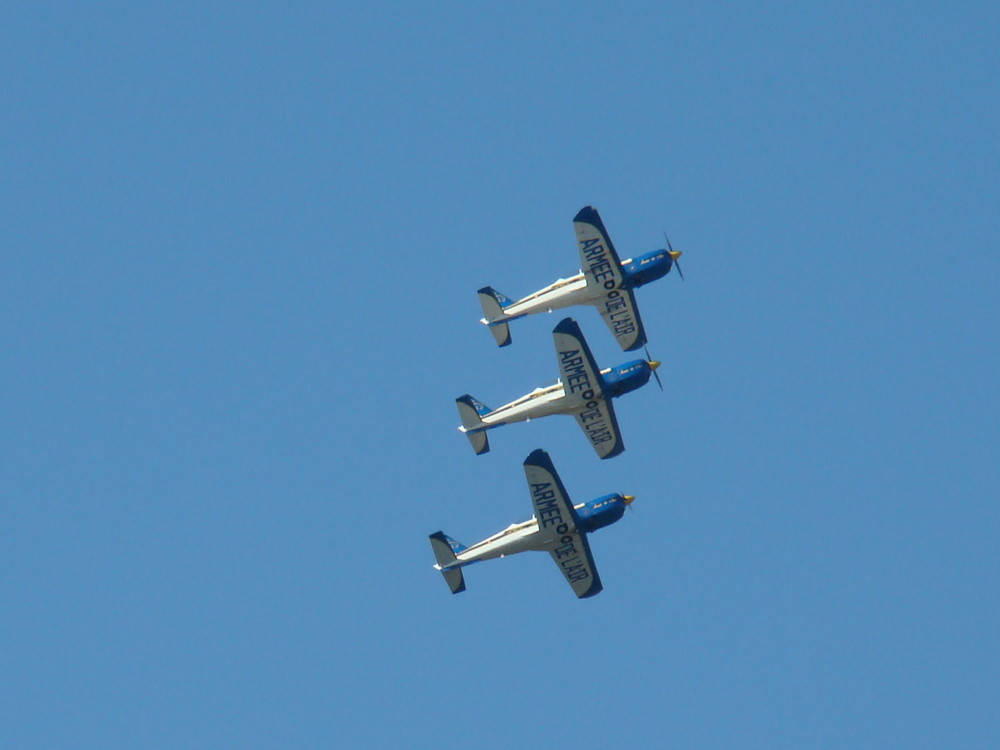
[471,359,655,430]
[483,250,673,324]
[436,493,630,571]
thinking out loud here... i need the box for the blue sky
[3,2,998,748]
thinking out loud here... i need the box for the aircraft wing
[572,398,624,459]
[547,532,603,598]
[553,318,625,459]
[597,286,647,351]
[553,317,605,401]
[574,206,624,291]
[523,449,603,598]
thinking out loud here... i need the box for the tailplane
[477,287,513,347]
[456,395,491,455]
[429,531,467,594]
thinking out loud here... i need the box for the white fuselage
[451,518,545,564]
[482,257,641,324]
[500,273,595,318]
[478,366,614,428]
[437,501,590,569]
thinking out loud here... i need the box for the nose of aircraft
[646,359,664,390]
[623,494,635,506]
[664,234,685,281]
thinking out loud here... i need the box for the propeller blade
[644,346,664,390]
[664,232,685,281]
[649,359,663,391]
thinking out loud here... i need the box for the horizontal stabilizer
[487,320,511,347]
[478,287,513,347]
[429,531,467,594]
[456,395,491,455]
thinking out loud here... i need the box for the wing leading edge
[523,449,603,598]
[552,318,625,459]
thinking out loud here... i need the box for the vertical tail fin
[456,395,491,455]
[477,287,513,347]
[429,531,467,594]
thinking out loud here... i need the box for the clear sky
[3,2,998,748]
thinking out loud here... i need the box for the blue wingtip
[523,448,552,469]
[553,317,582,337]
[578,581,604,598]
[600,442,626,460]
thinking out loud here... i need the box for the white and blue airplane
[478,205,683,351]
[429,449,634,598]
[456,317,661,459]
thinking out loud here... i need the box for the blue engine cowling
[575,493,630,533]
[621,249,673,288]
[601,359,654,398]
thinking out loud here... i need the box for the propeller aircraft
[478,205,683,351]
[456,317,661,459]
[429,449,634,598]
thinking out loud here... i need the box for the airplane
[456,317,661,459]
[478,205,683,351]
[429,448,634,598]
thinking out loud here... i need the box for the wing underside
[553,317,604,403]
[522,449,603,598]
[572,398,624,459]
[548,533,603,598]
[552,318,624,459]
[597,287,647,351]
[523,449,577,535]
[574,206,624,291]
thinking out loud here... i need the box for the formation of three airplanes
[429,206,684,598]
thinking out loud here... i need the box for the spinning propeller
[664,232,684,281]
[644,346,663,391]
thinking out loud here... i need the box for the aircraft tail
[477,287,513,347]
[456,395,491,455]
[429,531,467,594]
